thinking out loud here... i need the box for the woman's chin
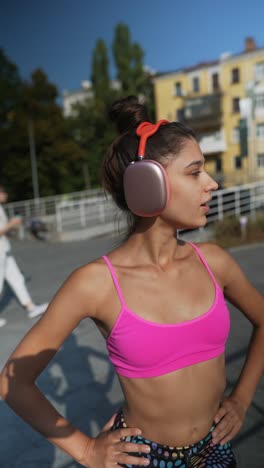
[183,217,208,230]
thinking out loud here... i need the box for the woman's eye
[191,171,202,177]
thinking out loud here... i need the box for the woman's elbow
[0,367,10,400]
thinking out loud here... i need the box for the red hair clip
[136,120,169,158]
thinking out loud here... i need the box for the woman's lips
[200,203,210,212]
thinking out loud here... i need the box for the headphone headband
[136,120,169,158]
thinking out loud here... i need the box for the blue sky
[1,0,264,96]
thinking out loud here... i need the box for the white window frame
[232,127,240,143]
[211,72,220,92]
[232,97,240,113]
[231,67,240,84]
[255,94,264,109]
[207,66,221,93]
[257,154,264,168]
[256,123,264,139]
[174,82,182,97]
[255,62,264,81]
[233,155,242,170]
[192,76,200,93]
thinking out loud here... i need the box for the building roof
[154,45,264,79]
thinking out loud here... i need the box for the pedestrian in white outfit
[0,185,48,327]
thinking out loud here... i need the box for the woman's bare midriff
[119,354,226,447]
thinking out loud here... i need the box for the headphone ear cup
[123,160,170,217]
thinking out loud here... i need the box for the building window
[215,158,222,172]
[231,68,240,83]
[177,109,185,122]
[193,77,199,92]
[212,73,219,91]
[233,155,242,170]
[257,154,264,167]
[232,97,240,113]
[174,82,182,96]
[255,62,264,81]
[232,127,240,143]
[256,123,264,139]
[255,94,264,109]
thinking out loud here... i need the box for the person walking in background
[0,184,48,327]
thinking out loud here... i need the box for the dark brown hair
[102,95,196,235]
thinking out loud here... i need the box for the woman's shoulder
[60,255,117,317]
[193,241,225,256]
[192,242,237,280]
[68,256,114,291]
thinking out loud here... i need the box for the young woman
[0,96,263,467]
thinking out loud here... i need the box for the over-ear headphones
[123,120,170,217]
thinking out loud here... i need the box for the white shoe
[0,318,7,327]
[28,303,48,319]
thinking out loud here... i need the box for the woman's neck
[124,218,184,267]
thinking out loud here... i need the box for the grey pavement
[0,235,263,468]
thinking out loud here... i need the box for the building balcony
[179,93,222,130]
[199,130,226,155]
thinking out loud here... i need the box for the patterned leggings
[111,409,237,467]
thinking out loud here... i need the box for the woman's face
[161,138,218,229]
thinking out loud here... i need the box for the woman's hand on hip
[212,395,246,446]
[80,413,150,467]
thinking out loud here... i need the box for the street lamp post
[28,120,40,201]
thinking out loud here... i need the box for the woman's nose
[206,174,218,192]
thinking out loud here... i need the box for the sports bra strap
[188,242,218,288]
[102,255,125,306]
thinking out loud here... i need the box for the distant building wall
[153,37,264,187]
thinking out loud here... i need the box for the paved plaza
[0,235,263,467]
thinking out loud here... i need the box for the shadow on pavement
[0,332,122,468]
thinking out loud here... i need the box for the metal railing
[4,188,103,219]
[206,181,263,223]
[4,181,264,241]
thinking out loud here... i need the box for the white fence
[5,188,103,219]
[5,181,264,241]
[206,181,263,222]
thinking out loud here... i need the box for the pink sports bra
[102,243,230,378]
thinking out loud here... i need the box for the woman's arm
[223,256,264,411]
[0,262,150,467]
[203,244,264,445]
[0,265,98,462]
[0,216,22,236]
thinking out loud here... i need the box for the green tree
[66,98,116,188]
[112,23,133,93]
[0,61,85,200]
[91,39,110,101]
[66,22,157,190]
[66,38,117,188]
[0,48,23,128]
[112,23,156,119]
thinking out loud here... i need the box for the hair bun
[108,95,150,134]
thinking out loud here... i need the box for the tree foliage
[91,39,110,101]
[65,22,156,190]
[0,48,23,128]
[0,62,85,200]
[0,23,155,201]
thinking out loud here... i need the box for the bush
[212,213,264,248]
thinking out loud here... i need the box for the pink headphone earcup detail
[123,160,170,217]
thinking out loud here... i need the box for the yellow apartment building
[153,38,264,187]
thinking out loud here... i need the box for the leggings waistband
[111,409,237,467]
[112,409,215,451]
